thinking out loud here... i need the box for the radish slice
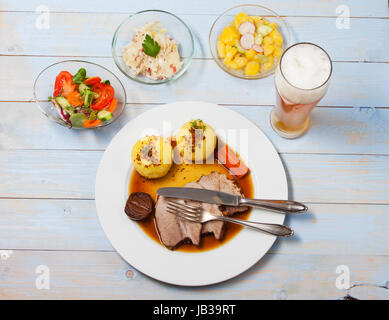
[240,33,254,50]
[252,44,264,53]
[238,21,255,35]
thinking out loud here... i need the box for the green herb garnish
[142,34,161,58]
[89,110,98,121]
[101,80,110,85]
[190,119,206,131]
[73,68,87,84]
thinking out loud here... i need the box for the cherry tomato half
[91,83,115,110]
[53,71,74,97]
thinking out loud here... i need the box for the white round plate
[95,101,287,286]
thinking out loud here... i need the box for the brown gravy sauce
[129,145,254,252]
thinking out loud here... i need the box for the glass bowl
[33,60,126,129]
[209,4,291,79]
[112,10,194,85]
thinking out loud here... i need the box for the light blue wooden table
[1,0,389,299]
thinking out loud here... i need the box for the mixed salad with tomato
[49,68,117,128]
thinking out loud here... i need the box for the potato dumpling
[176,120,216,163]
[131,136,173,179]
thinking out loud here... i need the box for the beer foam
[275,43,331,104]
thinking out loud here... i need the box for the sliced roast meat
[218,173,249,216]
[154,172,249,249]
[198,173,225,240]
[200,202,225,240]
[198,172,249,240]
[155,182,202,250]
[222,204,249,216]
[154,196,185,250]
[176,182,202,246]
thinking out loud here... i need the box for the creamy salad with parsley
[122,22,182,80]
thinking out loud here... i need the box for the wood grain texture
[1,12,388,62]
[0,199,111,251]
[1,250,388,299]
[1,56,389,107]
[1,0,387,17]
[1,199,389,256]
[0,150,99,199]
[0,150,388,204]
[1,0,389,300]
[1,103,388,155]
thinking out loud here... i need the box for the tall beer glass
[271,42,332,139]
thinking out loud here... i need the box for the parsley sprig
[142,34,161,58]
[190,119,206,131]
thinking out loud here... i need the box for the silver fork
[166,200,294,237]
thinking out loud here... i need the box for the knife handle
[239,198,307,214]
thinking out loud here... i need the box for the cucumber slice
[254,34,263,45]
[84,90,93,107]
[78,83,90,96]
[258,25,273,36]
[64,106,74,116]
[69,113,87,128]
[55,96,74,115]
[55,96,71,108]
[235,39,247,53]
[97,110,113,122]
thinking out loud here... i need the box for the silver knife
[157,187,307,214]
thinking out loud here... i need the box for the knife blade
[157,187,240,206]
[157,187,308,214]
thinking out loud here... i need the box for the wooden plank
[0,150,99,199]
[1,199,389,256]
[1,0,388,301]
[0,199,112,251]
[285,153,389,204]
[274,203,389,256]
[1,250,388,299]
[1,56,388,107]
[2,103,388,155]
[1,0,387,17]
[1,12,388,62]
[0,150,388,204]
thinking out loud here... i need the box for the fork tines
[166,200,201,223]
